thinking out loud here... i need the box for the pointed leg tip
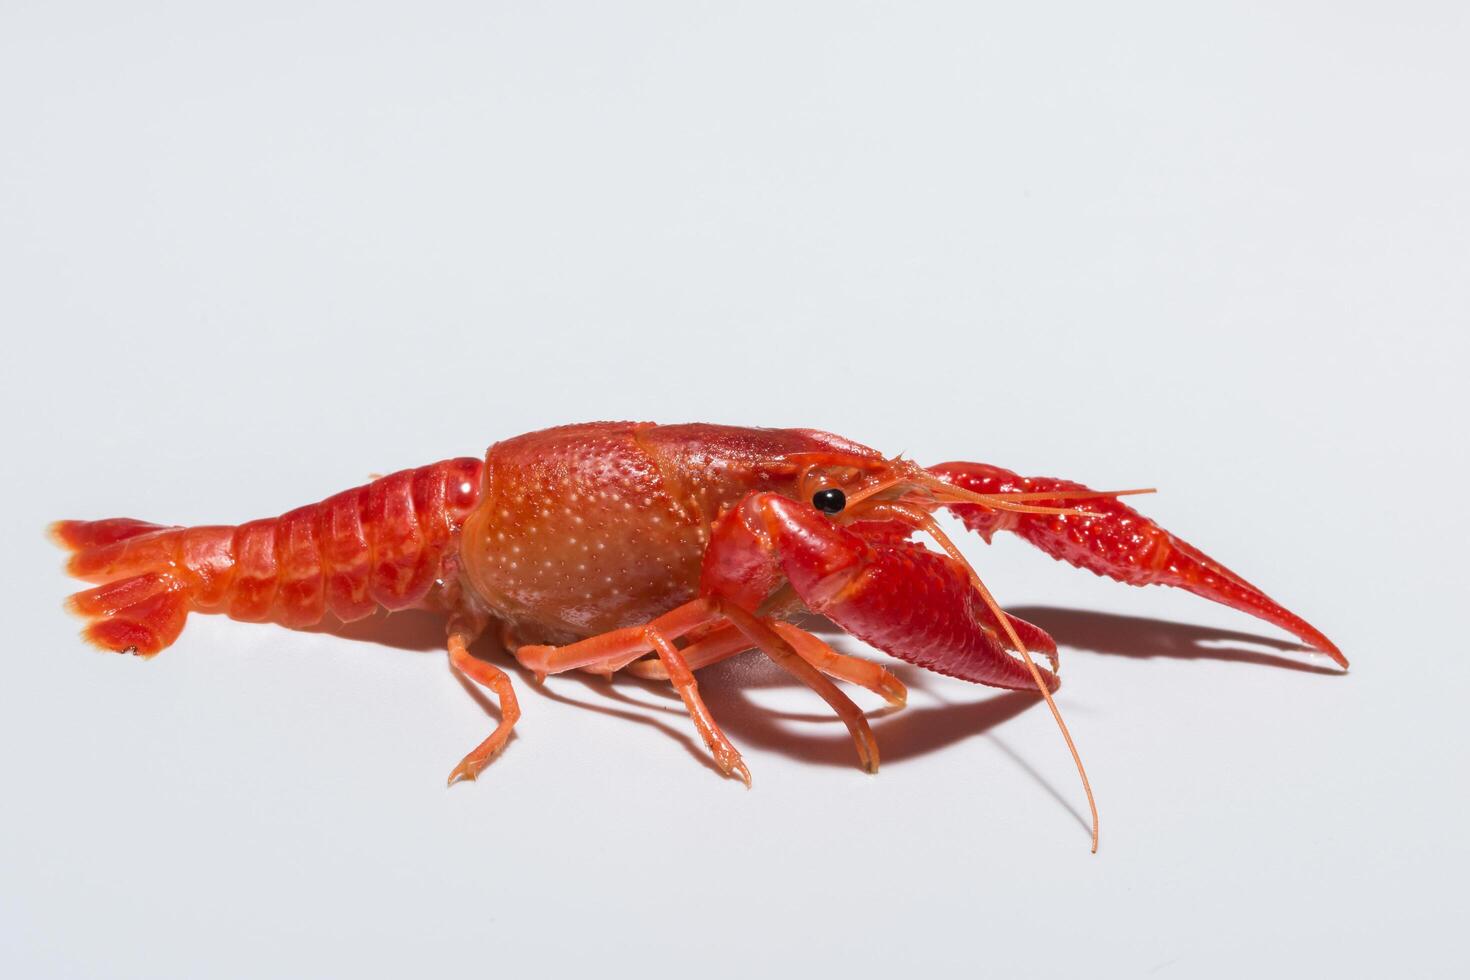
[446,764,479,787]
[722,758,753,787]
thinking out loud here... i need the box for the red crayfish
[53,422,1343,850]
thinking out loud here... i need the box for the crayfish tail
[49,518,170,553]
[66,571,190,657]
[51,457,488,654]
[53,519,195,654]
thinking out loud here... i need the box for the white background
[2,3,1466,977]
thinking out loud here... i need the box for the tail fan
[51,519,191,656]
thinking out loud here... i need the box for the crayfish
[53,422,1343,850]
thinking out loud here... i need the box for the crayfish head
[767,454,1104,852]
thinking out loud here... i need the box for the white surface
[2,3,1466,977]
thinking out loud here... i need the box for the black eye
[811,488,846,515]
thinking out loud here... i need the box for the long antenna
[914,472,1151,518]
[889,502,1100,852]
[968,566,1099,853]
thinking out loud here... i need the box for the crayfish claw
[929,461,1344,666]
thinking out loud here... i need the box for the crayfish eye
[811,488,846,515]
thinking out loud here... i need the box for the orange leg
[446,624,522,786]
[514,600,749,784]
[645,628,750,786]
[579,625,742,678]
[514,598,719,677]
[621,624,750,677]
[625,622,908,708]
[517,624,650,680]
[771,622,908,708]
[720,607,881,774]
[516,598,881,775]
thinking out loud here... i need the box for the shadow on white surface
[289,603,1342,790]
[1007,605,1346,676]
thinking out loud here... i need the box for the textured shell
[458,422,879,644]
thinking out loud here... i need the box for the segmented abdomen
[56,458,483,651]
[226,457,484,625]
